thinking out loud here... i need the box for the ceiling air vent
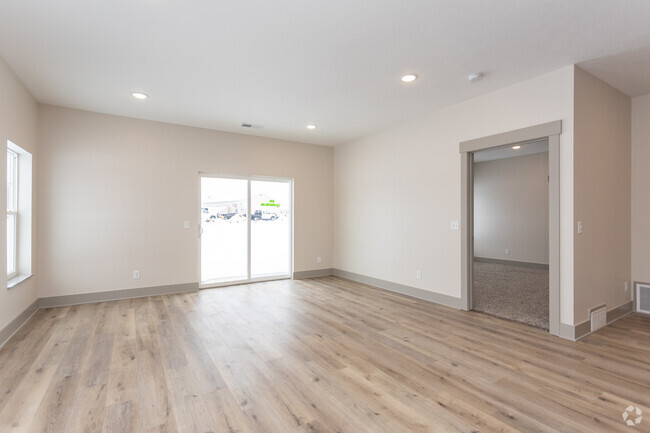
[241,123,263,129]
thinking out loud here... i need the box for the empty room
[1,1,649,432]
[472,140,551,330]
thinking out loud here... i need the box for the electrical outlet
[450,220,459,230]
[133,270,140,280]
[184,220,190,229]
[416,270,422,279]
[505,249,510,255]
[316,256,322,263]
[625,280,629,292]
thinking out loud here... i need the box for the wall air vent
[637,284,650,314]
[590,305,607,332]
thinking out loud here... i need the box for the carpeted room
[472,141,551,330]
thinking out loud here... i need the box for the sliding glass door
[251,180,292,278]
[200,175,292,287]
[200,177,248,284]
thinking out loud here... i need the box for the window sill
[8,274,33,289]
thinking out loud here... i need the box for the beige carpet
[472,260,549,330]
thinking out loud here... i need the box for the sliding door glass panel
[200,177,248,284]
[250,180,291,278]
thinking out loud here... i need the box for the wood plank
[0,277,647,433]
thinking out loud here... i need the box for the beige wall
[0,57,38,331]
[0,58,638,336]
[334,66,576,324]
[474,152,549,264]
[37,105,333,298]
[573,67,631,324]
[632,93,650,285]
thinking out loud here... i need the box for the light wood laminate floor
[0,276,649,432]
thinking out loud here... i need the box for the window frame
[6,147,18,279]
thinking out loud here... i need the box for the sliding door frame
[459,120,562,336]
[198,173,294,289]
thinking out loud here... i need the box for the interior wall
[0,56,38,330]
[334,66,575,325]
[632,93,650,286]
[474,152,549,264]
[37,105,333,298]
[573,67,631,324]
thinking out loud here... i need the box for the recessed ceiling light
[306,124,317,130]
[468,73,483,83]
[401,74,418,83]
[512,145,521,150]
[131,92,148,100]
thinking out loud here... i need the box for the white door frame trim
[459,120,562,336]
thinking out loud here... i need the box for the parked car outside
[217,212,237,220]
[251,210,278,221]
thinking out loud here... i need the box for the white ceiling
[473,139,548,163]
[1,1,650,146]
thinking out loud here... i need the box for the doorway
[200,175,293,287]
[459,121,561,336]
[471,140,549,329]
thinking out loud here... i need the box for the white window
[6,148,17,278]
[6,141,32,286]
